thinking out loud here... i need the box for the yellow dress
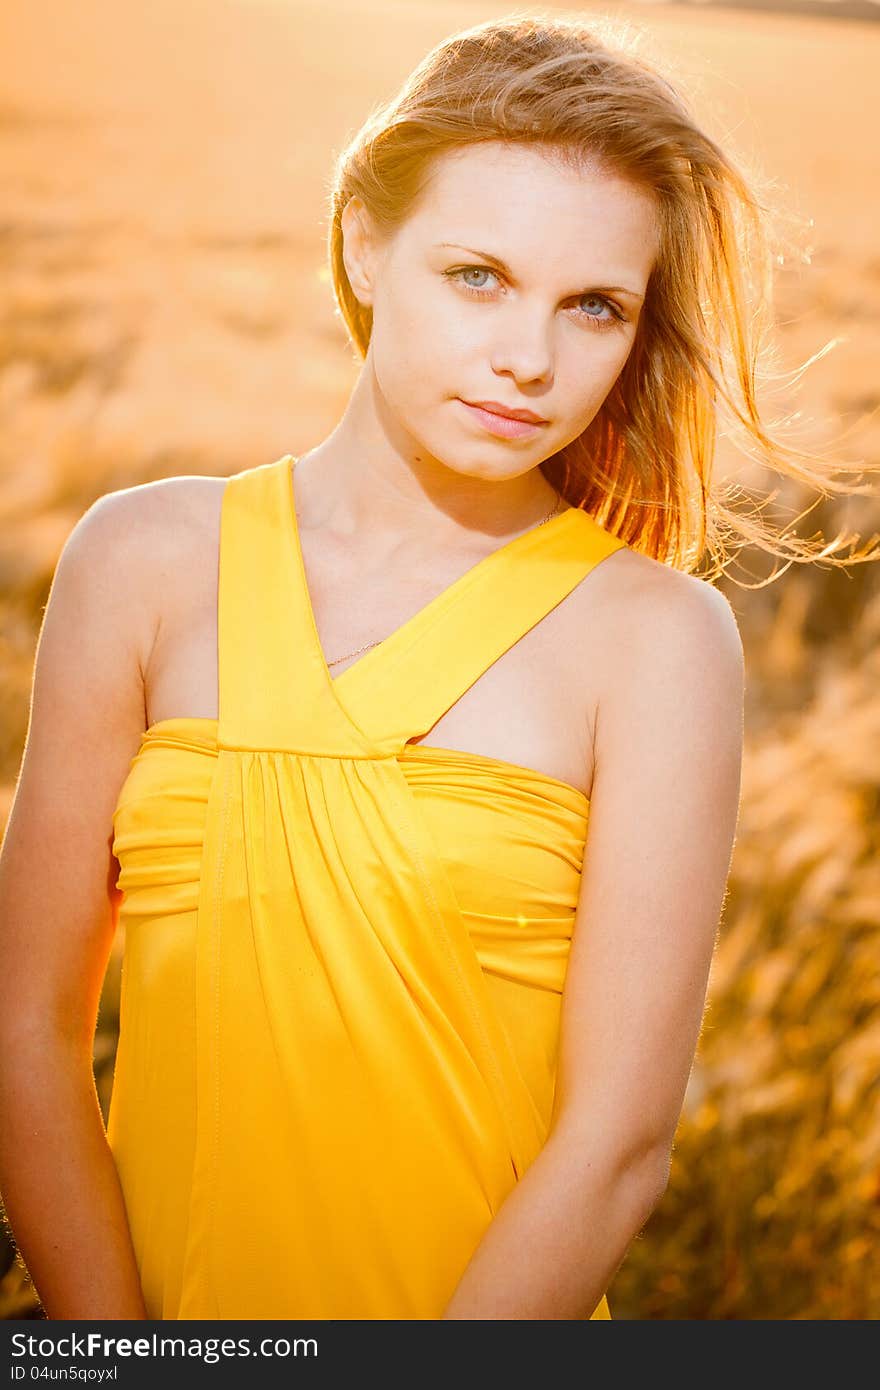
[107,453,625,1319]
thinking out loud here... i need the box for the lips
[458,399,547,440]
[463,399,547,424]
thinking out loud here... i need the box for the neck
[293,372,562,557]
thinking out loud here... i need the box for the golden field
[1,0,878,1318]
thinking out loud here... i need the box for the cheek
[561,336,631,401]
[372,280,465,386]
[400,279,469,354]
[599,336,636,389]
[366,295,449,424]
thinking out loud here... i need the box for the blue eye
[443,265,504,298]
[444,265,625,331]
[457,266,498,292]
[578,294,624,324]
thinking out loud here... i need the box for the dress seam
[207,751,235,1316]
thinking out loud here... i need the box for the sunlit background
[1,0,878,1319]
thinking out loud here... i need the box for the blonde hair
[327,10,880,583]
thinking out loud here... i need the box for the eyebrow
[435,242,645,301]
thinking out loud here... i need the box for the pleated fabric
[107,454,627,1319]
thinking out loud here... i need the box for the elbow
[638,1146,672,1215]
[550,1120,672,1218]
[608,1139,671,1221]
[0,1015,93,1068]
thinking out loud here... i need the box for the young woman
[1,14,876,1321]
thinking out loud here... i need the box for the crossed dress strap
[216,457,376,754]
[217,455,627,756]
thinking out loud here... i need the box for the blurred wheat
[608,557,880,1319]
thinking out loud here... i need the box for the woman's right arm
[0,487,159,1319]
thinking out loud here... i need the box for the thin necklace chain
[325,489,565,669]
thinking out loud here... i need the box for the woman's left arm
[442,571,745,1319]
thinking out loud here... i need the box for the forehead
[406,141,660,276]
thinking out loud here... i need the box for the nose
[488,300,555,386]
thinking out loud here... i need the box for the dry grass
[610,571,880,1319]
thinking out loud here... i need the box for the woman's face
[346,140,660,484]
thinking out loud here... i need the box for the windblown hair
[327,10,879,582]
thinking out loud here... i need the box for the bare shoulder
[588,544,744,678]
[79,472,226,661]
[552,548,746,1167]
[585,544,745,787]
[87,471,226,551]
